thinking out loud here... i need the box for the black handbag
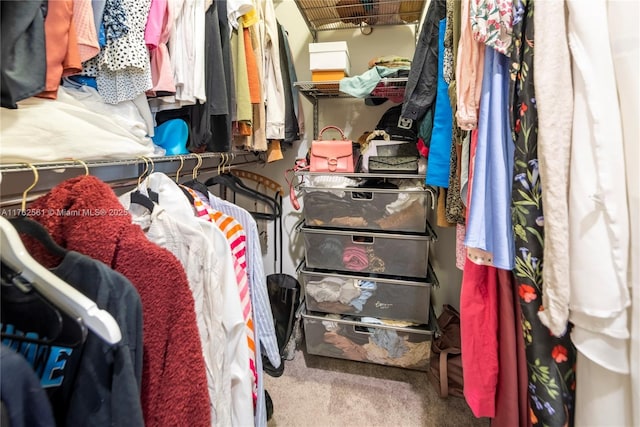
[368,156,418,174]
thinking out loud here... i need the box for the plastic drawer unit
[300,183,431,233]
[300,224,436,279]
[300,263,438,324]
[302,310,435,371]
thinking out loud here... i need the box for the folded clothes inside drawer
[300,176,431,233]
[300,224,435,278]
[302,310,435,371]
[299,263,437,324]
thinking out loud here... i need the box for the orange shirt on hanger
[38,0,82,99]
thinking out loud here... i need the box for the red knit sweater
[25,176,211,427]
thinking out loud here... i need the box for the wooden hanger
[230,169,284,197]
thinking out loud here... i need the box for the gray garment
[278,21,300,145]
[206,1,228,116]
[0,345,55,427]
[91,0,107,36]
[401,0,446,121]
[278,24,301,142]
[218,0,236,123]
[1,1,46,108]
[359,317,408,358]
[371,328,408,358]
[54,251,144,427]
[185,1,232,153]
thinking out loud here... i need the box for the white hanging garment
[567,0,634,425]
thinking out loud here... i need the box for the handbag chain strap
[361,129,390,154]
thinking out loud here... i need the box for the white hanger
[0,216,122,345]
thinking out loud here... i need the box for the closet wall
[250,1,464,311]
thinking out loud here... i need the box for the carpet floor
[264,349,490,427]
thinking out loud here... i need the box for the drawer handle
[352,235,374,244]
[353,325,373,335]
[350,191,373,200]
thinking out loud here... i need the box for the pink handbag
[309,126,355,173]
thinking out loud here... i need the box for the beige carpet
[265,349,490,427]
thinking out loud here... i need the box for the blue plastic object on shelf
[151,119,189,155]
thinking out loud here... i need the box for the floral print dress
[509,1,577,425]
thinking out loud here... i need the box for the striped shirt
[182,186,258,406]
[205,194,281,367]
[204,192,282,427]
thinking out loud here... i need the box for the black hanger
[1,261,65,345]
[9,216,67,259]
[182,178,211,202]
[228,173,282,218]
[181,154,212,203]
[130,190,156,212]
[148,189,159,203]
[205,173,281,219]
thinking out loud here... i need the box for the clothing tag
[466,247,494,266]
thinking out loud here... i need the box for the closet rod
[0,152,258,173]
[0,158,259,208]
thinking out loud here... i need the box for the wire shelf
[295,0,425,32]
[295,77,408,101]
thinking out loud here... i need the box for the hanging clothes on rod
[0,216,147,427]
[0,216,121,345]
[145,165,280,427]
[119,166,254,427]
[15,174,211,427]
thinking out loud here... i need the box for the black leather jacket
[401,0,446,122]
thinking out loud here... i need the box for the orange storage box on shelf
[311,70,347,82]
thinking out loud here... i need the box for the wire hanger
[10,164,68,260]
[69,158,89,175]
[175,155,185,183]
[20,163,39,213]
[130,157,156,212]
[182,153,212,202]
[0,217,122,345]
